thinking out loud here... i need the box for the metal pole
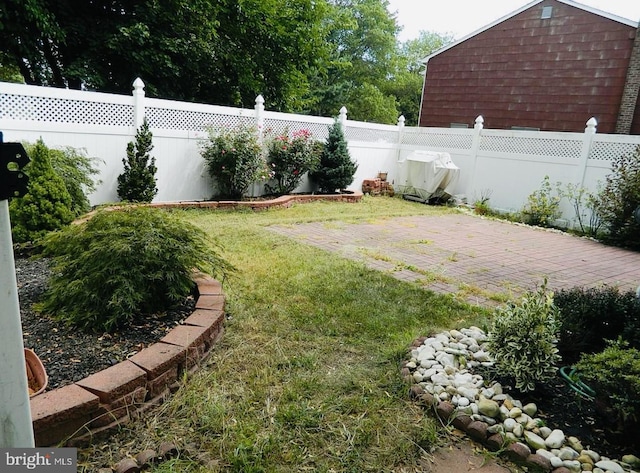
[0,131,35,447]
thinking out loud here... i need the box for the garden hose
[559,366,596,401]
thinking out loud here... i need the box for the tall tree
[310,0,400,122]
[383,31,455,125]
[0,0,330,110]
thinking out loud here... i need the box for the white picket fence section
[2,79,640,224]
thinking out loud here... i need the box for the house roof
[420,0,639,64]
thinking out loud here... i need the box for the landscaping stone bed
[403,327,640,473]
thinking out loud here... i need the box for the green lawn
[80,196,493,472]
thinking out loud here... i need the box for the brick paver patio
[269,212,640,306]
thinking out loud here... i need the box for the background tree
[0,0,452,123]
[384,31,455,125]
[117,118,158,203]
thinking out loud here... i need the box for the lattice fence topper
[145,107,254,131]
[344,126,398,143]
[589,140,639,161]
[0,93,134,126]
[263,118,331,141]
[479,134,583,159]
[401,129,473,149]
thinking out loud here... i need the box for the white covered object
[397,151,460,201]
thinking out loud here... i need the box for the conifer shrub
[40,207,231,332]
[487,283,561,392]
[9,139,74,243]
[309,120,357,193]
[117,118,158,202]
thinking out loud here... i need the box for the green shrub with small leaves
[47,145,101,216]
[117,118,158,203]
[201,123,266,199]
[554,286,640,364]
[9,139,74,243]
[575,339,640,430]
[488,282,561,392]
[595,145,640,249]
[520,176,562,227]
[40,207,231,332]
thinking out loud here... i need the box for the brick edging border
[29,273,225,447]
[146,191,363,210]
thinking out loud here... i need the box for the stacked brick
[29,274,226,447]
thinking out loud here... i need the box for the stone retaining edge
[404,336,579,473]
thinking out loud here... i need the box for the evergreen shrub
[41,207,231,332]
[309,120,357,193]
[9,139,74,243]
[117,118,158,202]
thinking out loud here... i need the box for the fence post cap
[475,115,484,124]
[255,95,264,105]
[132,77,145,90]
[398,115,406,125]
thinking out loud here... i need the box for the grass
[79,196,493,472]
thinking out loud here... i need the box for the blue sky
[387,0,640,42]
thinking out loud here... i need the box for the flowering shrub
[201,124,266,199]
[265,129,320,196]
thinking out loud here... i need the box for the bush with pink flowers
[265,129,321,196]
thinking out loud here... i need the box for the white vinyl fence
[2,79,640,225]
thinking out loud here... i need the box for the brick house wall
[419,0,639,134]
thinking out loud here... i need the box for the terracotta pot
[377,172,388,182]
[25,348,48,397]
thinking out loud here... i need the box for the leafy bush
[575,340,640,430]
[554,286,640,364]
[201,123,266,199]
[488,283,561,392]
[117,118,158,202]
[9,139,74,243]
[473,189,493,216]
[48,145,101,216]
[309,120,357,193]
[40,207,231,332]
[561,183,603,238]
[520,176,561,227]
[265,129,320,195]
[595,145,640,249]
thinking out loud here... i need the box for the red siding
[419,0,637,133]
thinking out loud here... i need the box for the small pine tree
[310,120,358,193]
[117,118,158,202]
[9,139,74,243]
